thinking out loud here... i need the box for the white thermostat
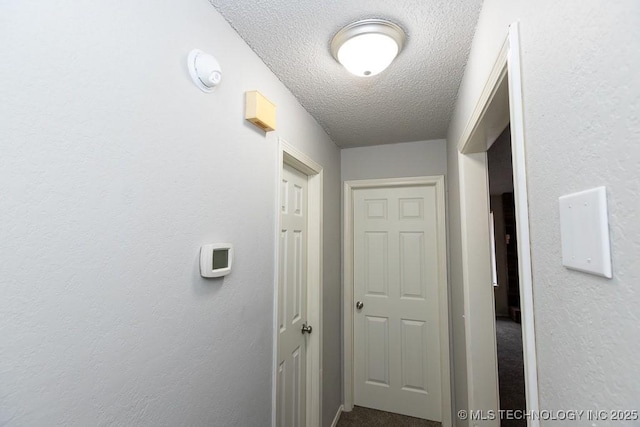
[200,243,233,278]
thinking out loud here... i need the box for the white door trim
[272,138,323,427]
[456,22,540,426]
[343,176,452,427]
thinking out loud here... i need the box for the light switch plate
[559,186,612,278]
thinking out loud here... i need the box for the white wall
[447,0,640,422]
[341,139,447,181]
[444,137,469,425]
[0,1,341,426]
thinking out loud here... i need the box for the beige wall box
[245,91,276,132]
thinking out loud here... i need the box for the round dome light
[331,19,406,77]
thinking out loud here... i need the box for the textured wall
[445,142,469,426]
[0,1,341,426]
[341,139,447,181]
[448,0,640,421]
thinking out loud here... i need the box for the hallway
[2,1,638,426]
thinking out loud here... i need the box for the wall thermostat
[200,243,233,278]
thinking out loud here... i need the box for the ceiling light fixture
[330,19,406,77]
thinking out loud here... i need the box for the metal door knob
[356,301,364,310]
[301,323,312,334]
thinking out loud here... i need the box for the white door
[353,185,442,421]
[277,163,309,427]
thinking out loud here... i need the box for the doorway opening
[456,23,540,426]
[488,125,526,426]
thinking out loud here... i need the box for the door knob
[356,301,364,310]
[301,323,312,334]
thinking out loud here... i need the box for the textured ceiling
[210,0,483,148]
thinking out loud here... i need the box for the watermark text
[457,409,639,421]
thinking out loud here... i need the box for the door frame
[456,23,540,426]
[343,175,452,427]
[272,138,323,427]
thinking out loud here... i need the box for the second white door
[277,163,309,427]
[353,184,442,421]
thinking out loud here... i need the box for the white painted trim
[455,22,540,427]
[458,151,499,422]
[456,48,508,426]
[272,138,323,427]
[507,22,540,425]
[343,181,354,414]
[343,176,452,427]
[457,39,509,154]
[330,405,344,427]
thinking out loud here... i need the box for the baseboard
[330,404,344,427]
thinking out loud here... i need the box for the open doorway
[488,126,526,426]
[455,23,540,427]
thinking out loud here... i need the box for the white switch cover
[559,186,612,278]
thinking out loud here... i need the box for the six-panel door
[353,185,442,421]
[277,163,308,427]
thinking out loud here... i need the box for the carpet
[495,317,526,427]
[336,406,441,427]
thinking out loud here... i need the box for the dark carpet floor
[496,317,526,427]
[336,406,441,427]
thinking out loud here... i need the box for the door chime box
[245,91,276,132]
